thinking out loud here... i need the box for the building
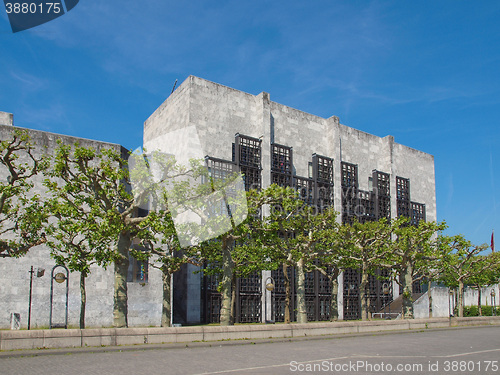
[0,75,438,328]
[144,76,436,323]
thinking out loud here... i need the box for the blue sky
[1,0,498,248]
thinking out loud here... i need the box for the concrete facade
[1,75,438,328]
[0,125,166,329]
[0,111,14,126]
[413,285,500,319]
[144,76,437,323]
[3,317,500,351]
[145,76,436,225]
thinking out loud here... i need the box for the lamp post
[265,277,275,324]
[28,266,45,330]
[448,289,454,318]
[491,290,496,316]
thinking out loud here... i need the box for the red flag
[492,230,495,252]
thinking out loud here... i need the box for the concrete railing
[2,316,500,351]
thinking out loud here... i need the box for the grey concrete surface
[2,317,500,352]
[1,326,499,375]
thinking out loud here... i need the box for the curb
[1,316,499,353]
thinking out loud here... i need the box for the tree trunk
[283,263,291,324]
[230,273,237,324]
[219,237,234,326]
[113,230,131,328]
[428,279,433,318]
[458,281,464,318]
[359,263,369,321]
[161,268,171,327]
[80,272,86,329]
[477,286,482,316]
[296,258,307,323]
[329,270,339,321]
[401,264,414,319]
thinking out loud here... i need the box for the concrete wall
[414,286,500,319]
[1,75,438,329]
[143,76,438,324]
[145,76,436,216]
[0,125,164,329]
[0,111,13,126]
[2,317,500,351]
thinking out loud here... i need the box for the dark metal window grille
[396,176,410,219]
[318,296,330,321]
[372,171,391,220]
[237,273,262,323]
[312,154,334,184]
[241,168,262,191]
[396,177,410,201]
[203,273,221,323]
[272,173,292,187]
[374,171,390,197]
[410,202,426,225]
[239,295,262,323]
[356,190,375,223]
[306,268,332,321]
[316,182,334,210]
[312,154,334,210]
[236,134,261,168]
[412,280,423,294]
[379,269,393,308]
[306,295,316,321]
[343,268,360,320]
[398,280,424,296]
[305,272,315,294]
[235,134,262,191]
[271,143,293,187]
[294,176,314,205]
[271,143,293,174]
[341,162,358,188]
[206,157,237,181]
[377,196,391,220]
[270,266,331,322]
[341,162,358,224]
[271,267,296,322]
[367,269,392,314]
[203,271,262,324]
[208,294,221,323]
[239,273,261,293]
[318,269,332,295]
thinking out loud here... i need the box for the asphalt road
[1,326,499,375]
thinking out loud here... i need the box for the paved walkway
[1,326,499,374]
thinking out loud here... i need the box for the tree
[0,129,48,258]
[466,254,500,316]
[256,184,306,324]
[256,185,341,323]
[280,204,339,324]
[44,166,116,328]
[337,219,393,321]
[132,210,201,327]
[438,235,495,317]
[46,142,202,327]
[312,223,351,322]
[196,187,270,326]
[391,218,447,319]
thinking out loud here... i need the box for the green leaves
[0,130,48,258]
[437,234,497,287]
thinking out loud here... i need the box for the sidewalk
[1,316,499,353]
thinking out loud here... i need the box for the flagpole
[492,229,495,252]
